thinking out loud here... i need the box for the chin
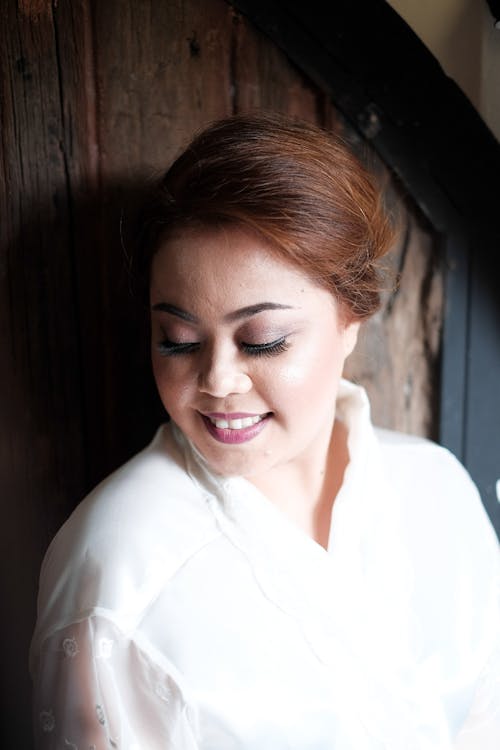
[195,442,266,479]
[205,452,257,478]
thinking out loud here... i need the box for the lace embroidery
[39,709,55,732]
[97,637,113,659]
[95,704,106,725]
[62,636,79,658]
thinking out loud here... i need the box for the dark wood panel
[231,6,320,118]
[93,0,234,174]
[0,2,90,746]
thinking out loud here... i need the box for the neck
[247,418,350,549]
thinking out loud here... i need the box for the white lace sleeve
[32,615,199,750]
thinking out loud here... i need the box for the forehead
[151,225,319,301]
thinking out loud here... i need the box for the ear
[342,319,360,358]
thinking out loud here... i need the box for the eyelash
[157,337,290,358]
[242,338,290,357]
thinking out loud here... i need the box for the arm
[32,615,199,750]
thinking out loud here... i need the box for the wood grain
[0,2,88,745]
[344,203,443,438]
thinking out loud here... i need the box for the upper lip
[201,411,269,419]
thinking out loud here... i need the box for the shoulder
[35,424,220,640]
[374,426,496,541]
[374,426,499,573]
[54,423,219,559]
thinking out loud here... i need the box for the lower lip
[201,414,271,444]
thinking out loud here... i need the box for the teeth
[209,414,264,430]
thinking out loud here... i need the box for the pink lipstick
[200,412,271,444]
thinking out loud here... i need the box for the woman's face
[150,225,359,479]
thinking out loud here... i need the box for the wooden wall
[0,0,441,744]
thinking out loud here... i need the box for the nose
[197,344,252,398]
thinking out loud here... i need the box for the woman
[30,114,499,749]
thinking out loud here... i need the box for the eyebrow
[151,302,295,323]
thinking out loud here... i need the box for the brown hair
[136,113,395,319]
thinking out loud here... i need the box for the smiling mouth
[207,414,266,430]
[200,411,272,443]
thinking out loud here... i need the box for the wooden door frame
[229,0,500,535]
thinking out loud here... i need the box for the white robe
[30,380,500,749]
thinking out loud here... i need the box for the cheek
[268,343,344,411]
[151,353,168,397]
[152,356,193,411]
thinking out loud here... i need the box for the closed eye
[157,336,290,357]
[157,338,199,356]
[241,337,290,357]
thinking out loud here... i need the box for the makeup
[201,412,271,444]
[151,224,358,479]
